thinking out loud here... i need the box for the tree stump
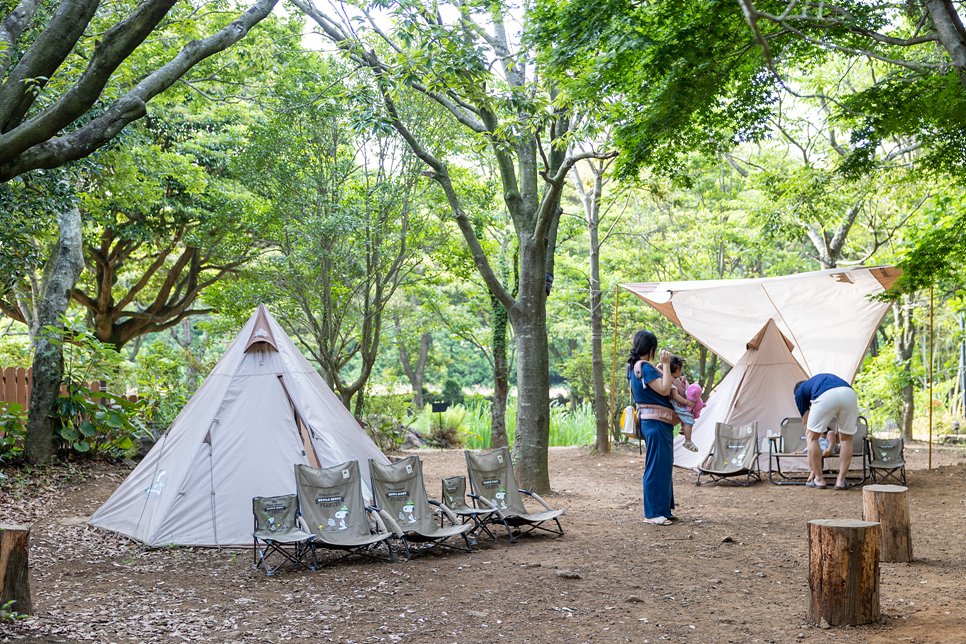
[807,519,880,626]
[862,484,912,563]
[0,524,32,615]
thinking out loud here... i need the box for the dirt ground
[2,440,966,644]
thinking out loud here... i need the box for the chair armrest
[469,494,497,510]
[366,506,389,535]
[429,499,460,525]
[297,516,312,534]
[519,489,554,512]
[374,508,404,537]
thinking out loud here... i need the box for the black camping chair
[252,494,316,575]
[866,435,907,484]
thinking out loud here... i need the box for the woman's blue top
[628,362,672,409]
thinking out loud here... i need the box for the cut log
[807,519,880,626]
[0,524,32,615]
[862,484,912,563]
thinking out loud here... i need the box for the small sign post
[431,401,450,451]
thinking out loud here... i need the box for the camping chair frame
[695,422,762,487]
[295,462,398,568]
[252,495,316,576]
[299,511,398,568]
[464,447,565,543]
[369,456,474,559]
[767,417,869,485]
[865,435,907,484]
[441,475,499,542]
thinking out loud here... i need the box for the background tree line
[1,0,964,492]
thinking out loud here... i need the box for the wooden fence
[0,367,141,437]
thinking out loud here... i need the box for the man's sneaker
[682,440,698,452]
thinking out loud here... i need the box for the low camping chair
[464,446,565,542]
[866,435,907,484]
[768,416,869,485]
[696,421,762,486]
[252,494,316,576]
[766,417,810,485]
[442,475,499,541]
[295,461,398,566]
[368,455,474,558]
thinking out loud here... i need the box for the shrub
[0,403,27,462]
[423,406,466,448]
[42,317,149,456]
[362,414,409,452]
[441,378,465,405]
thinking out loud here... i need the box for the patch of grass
[418,399,597,450]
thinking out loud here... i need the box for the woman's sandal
[643,516,672,526]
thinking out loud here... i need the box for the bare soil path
[2,440,965,644]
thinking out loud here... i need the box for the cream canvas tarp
[622,265,900,380]
[674,319,809,470]
[88,305,390,547]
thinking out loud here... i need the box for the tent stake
[929,283,934,470]
[610,285,621,441]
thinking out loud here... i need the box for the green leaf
[73,440,91,452]
[107,412,124,428]
[61,427,79,441]
[79,421,97,437]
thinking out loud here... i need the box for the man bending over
[794,374,859,490]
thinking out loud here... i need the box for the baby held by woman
[635,354,703,451]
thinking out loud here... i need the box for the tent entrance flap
[278,374,321,468]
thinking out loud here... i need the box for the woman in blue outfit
[627,330,676,526]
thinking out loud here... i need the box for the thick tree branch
[0,0,180,159]
[0,0,43,81]
[0,0,280,182]
[0,0,101,133]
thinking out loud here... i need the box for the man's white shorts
[807,386,858,435]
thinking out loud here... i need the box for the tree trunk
[398,325,431,410]
[491,295,510,449]
[24,206,84,464]
[0,524,31,615]
[510,240,551,494]
[171,318,201,393]
[698,345,719,398]
[894,296,915,440]
[571,159,610,453]
[807,518,881,626]
[862,484,912,563]
[588,213,609,454]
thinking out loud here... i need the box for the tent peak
[244,304,279,352]
[746,318,795,353]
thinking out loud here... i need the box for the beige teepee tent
[673,319,809,469]
[89,305,390,547]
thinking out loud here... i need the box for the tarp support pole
[929,283,934,470]
[610,285,621,438]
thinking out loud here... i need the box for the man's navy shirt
[795,373,851,416]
